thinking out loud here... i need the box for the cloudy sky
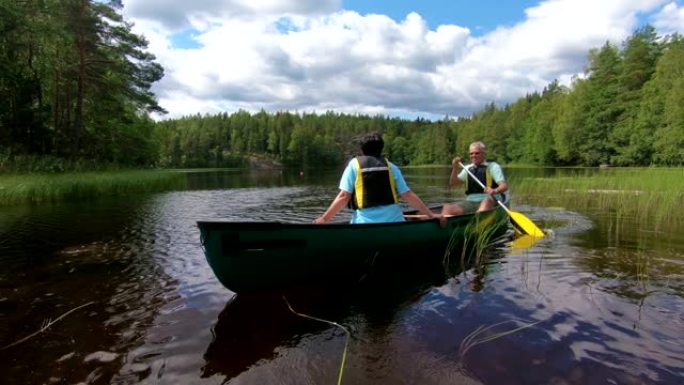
[121,0,684,120]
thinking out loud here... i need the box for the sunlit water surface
[0,168,682,384]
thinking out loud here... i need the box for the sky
[120,0,684,120]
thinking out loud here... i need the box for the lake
[0,168,682,384]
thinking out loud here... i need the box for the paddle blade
[508,210,545,237]
[510,234,541,250]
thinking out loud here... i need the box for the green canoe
[198,205,510,294]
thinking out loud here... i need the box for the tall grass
[443,211,508,274]
[0,170,186,206]
[511,168,684,229]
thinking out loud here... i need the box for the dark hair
[360,132,384,157]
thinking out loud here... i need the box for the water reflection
[202,291,330,380]
[200,243,510,384]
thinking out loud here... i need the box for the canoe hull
[198,207,509,293]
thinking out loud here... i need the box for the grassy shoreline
[511,168,684,228]
[0,170,187,206]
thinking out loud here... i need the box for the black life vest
[465,162,498,195]
[348,156,399,209]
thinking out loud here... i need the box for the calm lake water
[0,168,682,385]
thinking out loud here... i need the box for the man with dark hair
[314,132,439,224]
[360,132,384,156]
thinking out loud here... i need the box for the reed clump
[444,211,508,274]
[0,170,186,206]
[511,168,684,229]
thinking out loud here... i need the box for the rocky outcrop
[245,155,283,170]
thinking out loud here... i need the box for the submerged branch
[1,301,95,350]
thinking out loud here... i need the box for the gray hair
[469,141,487,152]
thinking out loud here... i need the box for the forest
[0,0,164,171]
[2,1,683,172]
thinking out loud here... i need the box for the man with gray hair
[442,141,508,216]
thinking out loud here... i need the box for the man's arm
[484,180,508,196]
[401,190,438,218]
[448,156,465,188]
[314,190,352,224]
[484,163,508,196]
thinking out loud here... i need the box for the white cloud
[123,0,340,31]
[122,0,681,120]
[653,1,684,32]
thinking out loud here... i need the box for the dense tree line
[156,27,684,168]
[0,0,164,169]
[1,4,682,171]
[153,111,452,168]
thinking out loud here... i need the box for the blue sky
[343,0,541,33]
[122,0,684,120]
[171,1,543,50]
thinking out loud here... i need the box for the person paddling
[442,141,508,216]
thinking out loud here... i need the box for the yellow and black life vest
[465,162,498,195]
[349,156,399,209]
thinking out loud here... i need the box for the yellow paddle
[459,162,545,238]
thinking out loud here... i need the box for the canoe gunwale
[197,199,509,230]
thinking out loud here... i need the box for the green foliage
[651,36,684,165]
[154,111,443,169]
[577,43,623,166]
[611,26,661,165]
[0,0,164,169]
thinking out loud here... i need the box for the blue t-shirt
[340,158,409,224]
[457,161,506,202]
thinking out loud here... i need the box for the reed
[511,168,684,229]
[444,213,508,274]
[458,318,544,360]
[0,170,186,206]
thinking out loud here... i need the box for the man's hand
[313,216,327,224]
[431,213,447,228]
[452,156,463,168]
